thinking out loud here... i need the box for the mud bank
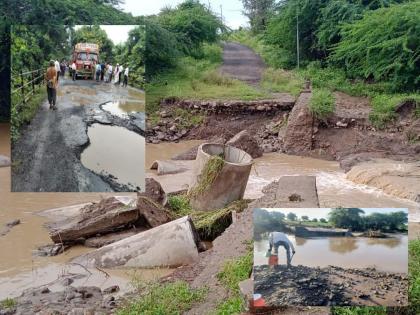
[12,79,145,192]
[254,265,408,307]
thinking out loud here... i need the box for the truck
[71,43,99,80]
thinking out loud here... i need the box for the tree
[320,218,327,223]
[328,208,365,230]
[287,212,297,221]
[301,215,309,221]
[312,218,318,222]
[242,0,276,33]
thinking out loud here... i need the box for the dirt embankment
[254,264,408,307]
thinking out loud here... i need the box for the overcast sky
[121,0,248,29]
[263,208,408,220]
[74,25,138,45]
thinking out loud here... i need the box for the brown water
[81,124,145,190]
[254,234,408,273]
[102,100,145,118]
[146,140,203,167]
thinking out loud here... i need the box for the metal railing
[11,68,45,112]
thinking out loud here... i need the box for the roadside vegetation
[230,0,419,128]
[215,241,253,314]
[117,280,207,315]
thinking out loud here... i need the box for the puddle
[254,233,408,273]
[102,100,145,118]
[81,124,145,190]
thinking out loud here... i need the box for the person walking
[108,63,113,83]
[100,62,105,81]
[71,61,77,81]
[113,64,120,85]
[95,63,101,82]
[123,66,129,87]
[45,60,58,110]
[118,64,124,85]
[267,232,296,267]
[54,60,61,83]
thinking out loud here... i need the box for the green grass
[369,94,420,129]
[188,155,225,198]
[0,298,16,309]
[261,68,304,97]
[146,43,267,113]
[168,195,249,240]
[331,306,387,315]
[213,243,253,315]
[409,239,420,314]
[309,88,336,119]
[11,89,47,142]
[116,281,207,315]
[286,220,332,228]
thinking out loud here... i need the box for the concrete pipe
[189,143,253,211]
[72,216,200,268]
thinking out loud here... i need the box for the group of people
[45,59,130,110]
[101,63,129,87]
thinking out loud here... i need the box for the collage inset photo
[10,25,145,192]
[253,208,408,307]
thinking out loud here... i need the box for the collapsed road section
[11,79,145,192]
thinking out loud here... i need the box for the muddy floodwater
[102,100,145,118]
[81,124,145,190]
[146,140,203,167]
[0,123,172,299]
[254,234,408,273]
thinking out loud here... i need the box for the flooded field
[81,124,145,190]
[254,234,408,273]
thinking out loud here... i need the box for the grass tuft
[117,281,207,315]
[261,68,304,97]
[188,155,225,198]
[0,298,16,310]
[309,88,336,119]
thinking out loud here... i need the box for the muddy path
[254,265,408,307]
[12,78,145,192]
[220,42,265,85]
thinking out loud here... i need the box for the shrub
[309,88,335,119]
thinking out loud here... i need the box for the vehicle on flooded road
[71,43,99,80]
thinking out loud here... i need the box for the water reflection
[328,237,358,253]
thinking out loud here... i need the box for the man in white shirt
[71,62,76,81]
[54,60,61,83]
[268,232,296,267]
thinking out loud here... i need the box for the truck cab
[72,43,99,80]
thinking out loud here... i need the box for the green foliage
[242,0,276,33]
[409,239,420,314]
[331,306,387,315]
[116,281,206,315]
[215,245,253,314]
[309,88,336,119]
[157,0,222,56]
[172,108,204,129]
[286,212,297,221]
[369,94,420,129]
[0,298,16,309]
[188,155,225,198]
[328,208,407,231]
[261,68,304,96]
[331,2,420,91]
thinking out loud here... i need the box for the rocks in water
[0,219,21,237]
[35,244,70,256]
[226,130,263,158]
[0,155,11,168]
[6,219,20,227]
[283,92,314,155]
[138,178,167,206]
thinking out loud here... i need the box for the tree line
[241,0,419,92]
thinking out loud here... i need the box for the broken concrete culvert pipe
[72,216,200,268]
[188,143,253,211]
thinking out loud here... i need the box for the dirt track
[12,77,145,192]
[220,42,265,85]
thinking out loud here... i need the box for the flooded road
[254,234,408,273]
[102,100,145,118]
[81,124,145,191]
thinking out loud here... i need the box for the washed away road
[12,77,145,192]
[220,42,265,85]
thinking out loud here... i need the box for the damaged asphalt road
[12,78,145,192]
[254,264,408,307]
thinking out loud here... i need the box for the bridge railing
[11,68,45,112]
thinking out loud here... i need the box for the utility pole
[220,4,223,24]
[296,4,300,70]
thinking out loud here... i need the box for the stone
[226,130,263,158]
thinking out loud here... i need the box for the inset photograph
[253,207,408,307]
[11,25,145,192]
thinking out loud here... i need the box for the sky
[263,208,408,220]
[74,25,138,45]
[121,0,248,29]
